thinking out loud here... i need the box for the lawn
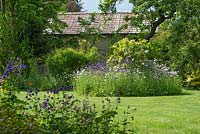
[116,90,200,134]
[18,90,200,134]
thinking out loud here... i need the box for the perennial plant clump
[23,88,135,134]
[0,59,28,91]
[73,61,183,97]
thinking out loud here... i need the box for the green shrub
[46,48,88,76]
[175,42,200,88]
[46,48,88,84]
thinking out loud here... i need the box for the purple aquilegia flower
[2,60,27,79]
[53,89,59,94]
[27,89,32,93]
[59,85,73,91]
[41,101,48,109]
[48,85,73,94]
[84,62,109,72]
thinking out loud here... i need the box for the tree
[0,0,67,71]
[0,0,6,13]
[99,0,178,41]
[67,0,83,12]
[168,0,200,81]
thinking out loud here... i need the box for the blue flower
[41,101,48,109]
[2,60,27,79]
[53,89,59,94]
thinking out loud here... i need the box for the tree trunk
[1,0,6,13]
[144,9,176,41]
[144,17,166,41]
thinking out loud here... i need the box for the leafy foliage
[151,0,200,87]
[0,0,67,72]
[0,88,134,133]
[171,1,200,67]
[0,91,42,134]
[26,90,134,133]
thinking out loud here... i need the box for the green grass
[89,90,200,134]
[18,90,200,134]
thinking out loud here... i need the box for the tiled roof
[57,12,141,35]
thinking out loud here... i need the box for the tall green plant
[0,0,67,72]
[74,68,182,97]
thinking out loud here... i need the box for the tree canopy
[99,0,178,40]
[67,0,83,12]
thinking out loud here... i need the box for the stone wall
[51,34,134,58]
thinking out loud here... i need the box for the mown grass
[18,90,200,134]
[119,90,200,134]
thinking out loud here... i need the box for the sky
[81,0,133,12]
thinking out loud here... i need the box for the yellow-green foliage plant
[107,38,149,69]
[186,70,200,89]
